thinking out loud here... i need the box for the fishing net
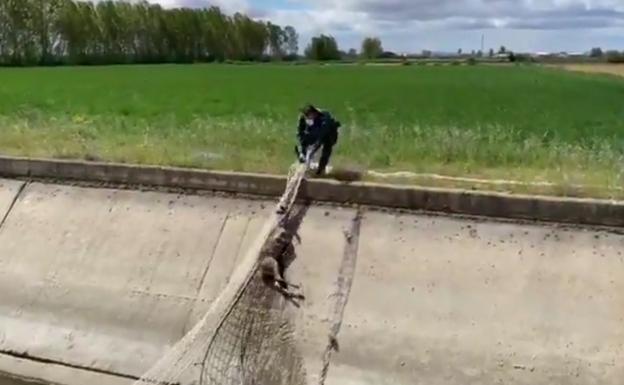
[133,162,309,385]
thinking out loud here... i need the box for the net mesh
[133,162,309,385]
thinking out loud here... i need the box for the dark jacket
[298,111,341,147]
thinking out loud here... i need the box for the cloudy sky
[150,0,624,53]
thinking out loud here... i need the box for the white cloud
[294,0,624,29]
[99,0,249,13]
[86,0,624,52]
[263,9,373,34]
[266,0,624,52]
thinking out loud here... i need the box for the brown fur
[259,204,308,305]
[260,257,305,306]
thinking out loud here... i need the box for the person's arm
[297,116,306,143]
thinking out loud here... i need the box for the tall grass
[2,112,622,197]
[0,64,623,197]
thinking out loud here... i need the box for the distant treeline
[0,0,299,66]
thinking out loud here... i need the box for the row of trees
[304,38,518,62]
[590,48,624,63]
[1,0,621,67]
[456,46,510,58]
[0,0,299,65]
[0,0,383,67]
[304,35,384,61]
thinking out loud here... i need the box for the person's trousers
[299,133,337,175]
[316,142,334,175]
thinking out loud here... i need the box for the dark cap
[301,104,320,115]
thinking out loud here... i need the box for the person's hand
[295,146,305,163]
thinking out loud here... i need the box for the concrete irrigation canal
[0,177,622,385]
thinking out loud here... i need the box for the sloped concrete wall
[321,212,624,385]
[0,182,270,377]
[0,180,622,385]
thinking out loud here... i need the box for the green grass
[1,64,623,198]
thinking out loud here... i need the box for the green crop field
[1,64,623,197]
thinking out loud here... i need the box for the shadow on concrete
[277,202,311,279]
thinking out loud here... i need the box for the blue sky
[151,0,624,53]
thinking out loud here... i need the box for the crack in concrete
[0,350,139,381]
[179,212,231,337]
[231,217,252,272]
[0,182,27,233]
[195,212,231,297]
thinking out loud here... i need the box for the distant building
[529,51,588,60]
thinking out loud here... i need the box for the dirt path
[552,63,624,77]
